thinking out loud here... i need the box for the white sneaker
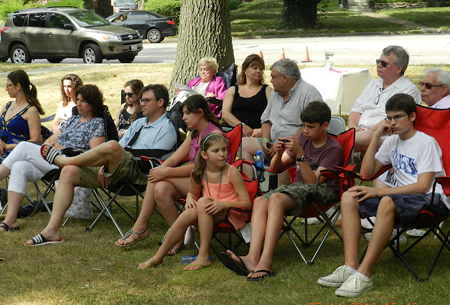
[364,229,407,245]
[406,229,426,237]
[335,273,373,297]
[317,265,354,288]
[302,207,336,225]
[360,217,376,230]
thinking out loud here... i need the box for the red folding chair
[276,128,356,264]
[344,105,450,281]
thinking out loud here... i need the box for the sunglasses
[419,82,444,90]
[376,59,394,68]
[124,92,135,98]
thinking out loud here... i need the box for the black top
[223,84,268,129]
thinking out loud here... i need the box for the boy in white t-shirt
[317,93,450,297]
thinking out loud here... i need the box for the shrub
[42,0,85,8]
[145,0,180,25]
[0,0,25,20]
[230,0,243,10]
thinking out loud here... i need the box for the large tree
[170,0,234,92]
[282,0,323,29]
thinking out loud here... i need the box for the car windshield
[116,0,136,5]
[69,11,109,27]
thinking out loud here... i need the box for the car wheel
[147,29,163,43]
[82,43,103,64]
[118,55,135,63]
[10,44,31,64]
[47,58,63,63]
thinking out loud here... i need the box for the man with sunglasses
[318,93,449,297]
[420,68,450,109]
[24,84,177,246]
[348,45,420,153]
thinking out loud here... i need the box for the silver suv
[0,7,143,63]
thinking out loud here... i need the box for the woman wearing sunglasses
[114,79,143,138]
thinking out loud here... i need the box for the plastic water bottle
[255,150,265,182]
[181,254,213,265]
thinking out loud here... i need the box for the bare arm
[185,175,202,209]
[348,111,362,130]
[114,103,125,129]
[360,120,391,179]
[89,136,106,149]
[51,116,61,132]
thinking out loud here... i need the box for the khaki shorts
[78,151,147,188]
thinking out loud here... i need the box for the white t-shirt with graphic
[375,130,445,197]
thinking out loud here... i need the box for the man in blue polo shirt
[25,84,177,246]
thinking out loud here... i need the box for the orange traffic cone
[279,48,285,60]
[301,46,311,63]
[258,50,264,60]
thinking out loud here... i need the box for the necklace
[205,167,223,199]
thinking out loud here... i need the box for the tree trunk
[283,0,321,29]
[170,0,234,94]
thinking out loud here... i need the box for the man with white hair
[420,68,450,109]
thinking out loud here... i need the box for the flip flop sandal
[115,228,150,247]
[40,144,62,165]
[247,269,278,281]
[24,233,64,246]
[218,252,249,276]
[0,222,19,232]
[167,241,185,256]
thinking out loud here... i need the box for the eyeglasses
[376,59,394,68]
[419,82,445,90]
[374,87,383,105]
[124,92,135,98]
[140,98,155,104]
[385,114,407,122]
[5,83,14,89]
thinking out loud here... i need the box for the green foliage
[145,0,180,25]
[437,0,450,6]
[374,0,420,3]
[43,0,85,8]
[230,0,243,10]
[0,0,25,20]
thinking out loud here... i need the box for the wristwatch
[297,155,307,162]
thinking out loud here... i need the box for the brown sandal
[115,228,150,247]
[167,241,185,256]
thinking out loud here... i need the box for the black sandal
[0,221,19,232]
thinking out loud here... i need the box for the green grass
[379,7,450,29]
[0,63,448,304]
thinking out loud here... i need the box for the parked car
[113,0,137,13]
[0,7,143,64]
[106,10,176,43]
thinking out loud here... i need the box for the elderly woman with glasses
[115,79,144,139]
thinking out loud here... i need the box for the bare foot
[226,250,256,272]
[115,227,149,247]
[137,257,161,270]
[0,220,20,232]
[183,256,211,271]
[247,261,273,280]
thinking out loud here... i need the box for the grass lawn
[379,7,450,29]
[0,62,449,304]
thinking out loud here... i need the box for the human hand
[251,128,262,138]
[243,125,254,137]
[348,186,380,202]
[205,93,216,98]
[204,199,225,215]
[174,87,180,96]
[44,139,56,146]
[185,198,197,209]
[375,120,392,137]
[96,167,108,188]
[147,166,169,183]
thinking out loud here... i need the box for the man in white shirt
[348,45,420,153]
[420,68,450,109]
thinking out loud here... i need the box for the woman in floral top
[0,85,106,232]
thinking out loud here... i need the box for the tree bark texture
[170,0,234,92]
[283,0,321,29]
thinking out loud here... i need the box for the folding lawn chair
[278,128,356,264]
[345,105,450,281]
[86,107,184,237]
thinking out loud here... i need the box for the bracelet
[262,138,270,143]
[241,122,246,127]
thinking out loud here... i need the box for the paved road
[23,33,450,66]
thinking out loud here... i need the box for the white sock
[344,265,357,274]
[355,272,370,281]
